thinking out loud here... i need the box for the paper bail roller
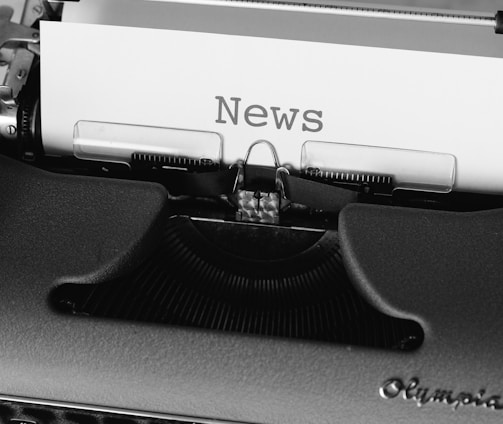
[301,141,456,194]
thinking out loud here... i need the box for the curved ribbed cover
[52,217,422,349]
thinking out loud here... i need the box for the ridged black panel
[51,217,423,349]
[0,399,216,424]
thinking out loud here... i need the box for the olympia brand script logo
[215,96,324,133]
[380,377,503,411]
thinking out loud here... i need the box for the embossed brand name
[380,378,503,411]
[215,96,324,133]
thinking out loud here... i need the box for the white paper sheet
[41,21,503,193]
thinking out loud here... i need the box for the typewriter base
[50,216,422,349]
[1,155,503,423]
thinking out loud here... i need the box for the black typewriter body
[0,1,503,424]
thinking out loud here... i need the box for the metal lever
[232,140,290,225]
[0,6,40,56]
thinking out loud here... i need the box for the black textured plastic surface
[0,399,226,424]
[50,217,422,349]
[0,154,167,283]
[3,154,503,423]
[496,10,503,33]
[338,204,503,423]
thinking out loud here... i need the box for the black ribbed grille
[51,217,423,350]
[0,399,219,424]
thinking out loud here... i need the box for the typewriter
[1,0,503,423]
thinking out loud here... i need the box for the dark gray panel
[0,160,501,423]
[0,154,168,282]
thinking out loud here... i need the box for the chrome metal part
[0,3,40,91]
[0,6,39,53]
[0,85,18,140]
[0,0,43,144]
[160,0,497,28]
[234,140,290,224]
[0,394,248,424]
[73,121,223,166]
[131,152,220,172]
[23,0,44,26]
[301,141,456,194]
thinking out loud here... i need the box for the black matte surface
[2,156,503,423]
[50,217,422,348]
[0,399,217,424]
[339,204,503,423]
[0,154,167,283]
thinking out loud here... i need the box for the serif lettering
[215,96,323,133]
